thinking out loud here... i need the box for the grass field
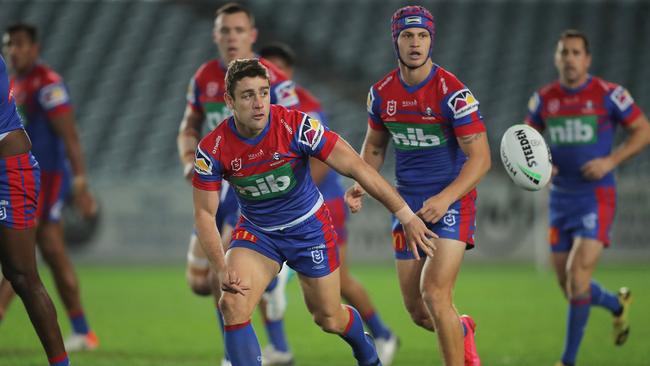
[1,263,648,366]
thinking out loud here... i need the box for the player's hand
[581,157,615,181]
[219,268,250,296]
[417,193,453,224]
[402,215,437,260]
[344,183,366,213]
[183,162,195,182]
[72,178,97,218]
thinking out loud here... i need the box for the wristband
[395,204,415,225]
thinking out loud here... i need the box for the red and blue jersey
[525,76,642,192]
[367,65,485,193]
[10,63,72,172]
[295,86,344,201]
[0,55,24,135]
[193,105,339,231]
[186,57,299,134]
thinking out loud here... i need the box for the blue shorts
[0,152,40,229]
[229,203,340,278]
[392,189,477,260]
[549,187,616,252]
[36,168,70,222]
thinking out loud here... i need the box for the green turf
[1,263,648,365]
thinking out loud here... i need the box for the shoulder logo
[194,148,213,175]
[39,83,69,110]
[298,115,324,149]
[528,93,540,113]
[387,100,397,116]
[274,80,299,107]
[366,90,374,114]
[447,89,478,119]
[610,86,633,111]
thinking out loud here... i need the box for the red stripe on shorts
[315,204,339,273]
[595,187,615,245]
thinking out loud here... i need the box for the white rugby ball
[500,124,552,191]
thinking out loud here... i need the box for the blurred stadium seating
[1,0,647,262]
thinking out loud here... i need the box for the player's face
[226,76,271,137]
[555,37,591,86]
[264,55,293,79]
[397,28,431,67]
[2,31,39,74]
[214,12,258,64]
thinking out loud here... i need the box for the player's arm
[49,111,96,217]
[582,113,650,180]
[418,132,491,224]
[309,157,329,185]
[325,137,437,259]
[193,187,247,295]
[178,106,204,181]
[345,127,391,212]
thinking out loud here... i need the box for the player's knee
[218,293,249,321]
[410,312,435,331]
[187,275,211,296]
[311,309,342,334]
[421,287,452,317]
[3,268,39,297]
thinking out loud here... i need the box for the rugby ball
[500,124,552,191]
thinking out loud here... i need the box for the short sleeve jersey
[294,86,344,201]
[11,63,72,171]
[0,55,23,134]
[525,76,642,191]
[186,57,299,135]
[367,65,485,192]
[192,105,339,231]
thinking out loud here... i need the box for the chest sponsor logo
[299,117,324,149]
[387,100,397,116]
[204,102,231,131]
[248,149,264,161]
[547,115,597,145]
[447,89,479,119]
[194,148,213,175]
[384,122,445,150]
[229,163,297,200]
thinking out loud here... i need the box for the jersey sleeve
[192,139,223,191]
[440,84,485,136]
[37,76,72,119]
[186,76,203,113]
[367,86,386,131]
[524,92,545,132]
[606,85,642,127]
[293,111,339,161]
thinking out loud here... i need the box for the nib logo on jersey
[230,163,297,200]
[547,116,597,145]
[384,122,445,150]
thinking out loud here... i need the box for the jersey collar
[559,75,592,95]
[398,63,438,94]
[228,112,271,146]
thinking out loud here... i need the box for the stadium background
[1,0,649,365]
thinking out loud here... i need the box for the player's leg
[559,237,603,366]
[259,262,293,365]
[339,243,397,365]
[219,246,280,366]
[298,269,380,366]
[0,274,17,321]
[0,226,69,365]
[395,256,432,330]
[419,238,466,366]
[36,220,98,351]
[186,231,212,296]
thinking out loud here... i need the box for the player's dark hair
[216,3,255,27]
[259,43,295,68]
[559,29,590,54]
[5,23,38,43]
[225,58,269,98]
